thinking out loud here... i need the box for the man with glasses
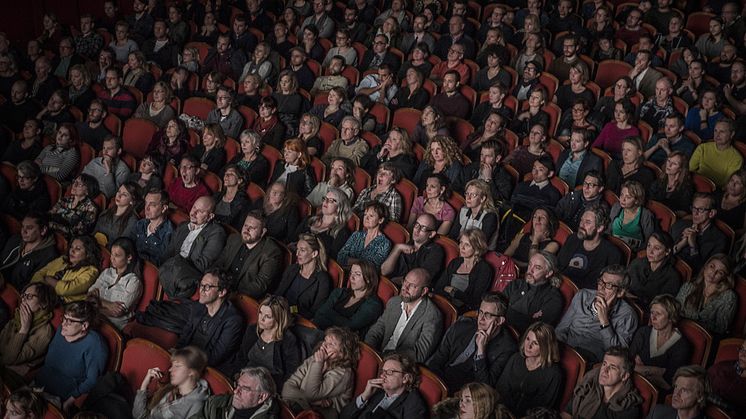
[168,155,211,212]
[359,34,401,73]
[433,15,476,61]
[381,213,445,284]
[177,268,243,371]
[365,268,442,362]
[548,35,588,84]
[322,116,368,166]
[671,192,728,272]
[427,294,516,391]
[512,60,541,101]
[430,44,470,86]
[196,366,279,418]
[689,118,743,188]
[556,171,609,231]
[355,64,398,106]
[556,265,638,363]
[206,86,244,139]
[52,37,84,80]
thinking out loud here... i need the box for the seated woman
[309,86,348,127]
[322,29,358,68]
[275,234,332,319]
[123,51,155,94]
[147,118,189,166]
[282,327,359,417]
[313,260,384,336]
[180,46,201,74]
[253,96,287,150]
[228,130,270,189]
[505,206,560,268]
[294,187,352,260]
[214,164,251,230]
[0,160,51,220]
[32,235,100,303]
[352,163,403,222]
[190,123,227,175]
[240,42,275,87]
[510,86,550,137]
[237,73,263,112]
[0,283,55,381]
[556,127,603,188]
[306,158,355,207]
[351,94,382,135]
[463,111,504,162]
[592,98,640,159]
[298,113,324,157]
[648,151,694,215]
[449,179,499,244]
[3,389,46,419]
[224,295,302,388]
[684,89,722,141]
[67,64,96,113]
[397,42,433,82]
[34,301,107,411]
[605,136,656,195]
[133,346,209,419]
[556,98,599,146]
[1,119,44,165]
[504,123,548,179]
[253,182,300,243]
[126,153,164,191]
[273,70,310,136]
[270,139,317,197]
[411,105,449,146]
[608,180,657,252]
[628,232,682,308]
[676,254,737,337]
[390,67,430,111]
[133,81,176,129]
[717,170,746,234]
[94,183,141,245]
[591,76,635,126]
[338,201,392,268]
[87,237,142,330]
[36,123,80,183]
[434,228,493,312]
[473,45,512,92]
[433,382,510,419]
[497,322,563,416]
[361,127,418,180]
[629,294,691,391]
[407,173,455,236]
[555,63,596,112]
[49,174,100,237]
[413,135,464,191]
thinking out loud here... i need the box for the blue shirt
[36,329,107,399]
[558,151,585,187]
[130,218,174,265]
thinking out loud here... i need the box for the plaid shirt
[75,33,103,60]
[353,185,403,222]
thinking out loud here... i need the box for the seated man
[168,155,211,212]
[555,265,638,363]
[178,269,243,370]
[555,171,609,231]
[380,213,445,285]
[628,49,663,100]
[671,192,727,272]
[462,140,513,203]
[429,71,471,120]
[97,67,137,120]
[76,99,112,152]
[195,366,280,419]
[648,365,708,419]
[355,64,398,106]
[638,77,675,130]
[205,86,244,139]
[215,210,282,298]
[510,156,562,220]
[0,212,58,290]
[130,188,174,266]
[322,116,369,166]
[644,113,695,166]
[310,55,348,96]
[503,251,564,332]
[81,135,130,199]
[430,43,470,86]
[159,196,226,299]
[562,346,643,419]
[365,268,442,363]
[359,33,401,73]
[689,118,743,188]
[426,294,516,392]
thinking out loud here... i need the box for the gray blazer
[636,67,663,100]
[364,295,443,363]
[160,221,226,298]
[400,32,435,55]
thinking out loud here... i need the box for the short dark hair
[203,268,234,293]
[583,170,605,186]
[604,346,633,375]
[364,201,389,222]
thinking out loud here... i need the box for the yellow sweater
[31,257,100,302]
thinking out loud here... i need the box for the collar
[530,179,550,188]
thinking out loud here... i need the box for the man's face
[558,0,572,17]
[80,16,93,34]
[344,8,357,25]
[447,45,464,63]
[713,122,734,148]
[526,253,552,285]
[655,80,671,102]
[721,44,736,63]
[722,3,739,23]
[378,68,392,85]
[442,73,458,93]
[400,273,427,303]
[105,70,120,90]
[582,176,603,200]
[99,50,113,69]
[598,354,629,387]
[664,117,683,139]
[143,193,167,221]
[290,50,305,67]
[577,211,600,240]
[241,216,265,244]
[452,3,466,16]
[531,160,551,183]
[477,301,501,332]
[596,272,624,303]
[216,90,232,110]
[313,0,324,14]
[448,17,463,37]
[731,63,745,85]
[198,272,223,305]
[635,52,650,69]
[373,36,387,54]
[626,10,642,27]
[233,20,246,36]
[340,120,358,141]
[671,376,702,410]
[523,63,539,81]
[380,359,408,394]
[101,139,119,160]
[21,218,44,244]
[691,196,714,226]
[562,39,577,58]
[412,215,435,245]
[47,95,64,113]
[232,374,268,410]
[217,36,230,54]
[413,16,425,32]
[133,0,146,13]
[180,158,197,184]
[480,147,497,166]
[35,59,50,77]
[189,197,213,226]
[154,21,167,39]
[688,62,703,79]
[329,58,344,75]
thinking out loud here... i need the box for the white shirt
[635,67,650,89]
[180,223,207,258]
[383,298,424,351]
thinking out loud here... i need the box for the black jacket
[434,258,493,312]
[270,164,317,198]
[555,149,604,188]
[0,235,58,290]
[274,264,332,319]
[177,300,244,370]
[340,389,428,419]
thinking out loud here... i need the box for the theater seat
[678,319,712,367]
[633,372,659,417]
[355,342,383,397]
[118,338,172,396]
[418,365,448,407]
[204,367,233,395]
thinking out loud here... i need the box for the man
[177,269,243,370]
[647,365,709,419]
[546,0,582,33]
[510,156,562,220]
[671,192,728,272]
[629,49,664,100]
[168,155,211,212]
[430,71,471,120]
[555,171,608,231]
[427,294,516,391]
[430,43,471,86]
[503,251,564,332]
[130,188,174,266]
[433,15,477,61]
[689,118,743,187]
[340,6,369,44]
[52,38,84,80]
[400,15,435,55]
[159,196,226,298]
[195,366,280,419]
[205,86,244,139]
[643,0,677,33]
[90,47,115,84]
[478,4,514,44]
[556,266,639,363]
[644,113,694,166]
[359,34,401,73]
[639,77,675,129]
[74,14,103,61]
[722,2,745,44]
[126,0,154,46]
[245,0,273,34]
[141,19,179,71]
[287,47,315,93]
[0,212,57,290]
[463,140,513,203]
[616,8,650,55]
[215,211,282,298]
[322,116,369,166]
[230,14,258,56]
[548,35,589,83]
[352,0,376,26]
[381,214,445,283]
[310,55,348,96]
[202,33,247,83]
[76,99,112,152]
[722,60,746,116]
[562,347,642,418]
[355,64,398,106]
[37,90,76,136]
[0,80,41,133]
[299,0,335,39]
[365,268,443,363]
[82,135,130,199]
[30,56,61,105]
[97,67,137,120]
[471,83,512,127]
[557,205,623,289]
[442,0,478,37]
[708,42,737,84]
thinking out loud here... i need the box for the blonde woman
[413,135,464,191]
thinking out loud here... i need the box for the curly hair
[323,326,359,369]
[423,135,463,167]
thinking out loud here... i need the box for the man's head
[241,210,267,245]
[179,155,199,185]
[411,213,437,245]
[232,367,276,410]
[691,192,717,227]
[216,34,231,54]
[373,34,388,54]
[344,7,358,25]
[101,135,122,159]
[198,268,231,305]
[477,293,506,333]
[663,113,685,140]
[599,346,633,389]
[720,43,737,63]
[400,268,430,303]
[289,47,306,67]
[380,353,419,395]
[34,56,51,78]
[525,251,558,286]
[21,212,50,244]
[87,99,107,123]
[153,20,168,40]
[377,64,393,85]
[713,118,735,148]
[189,196,215,226]
[58,37,74,58]
[581,171,605,201]
[104,67,123,92]
[98,47,114,70]
[312,0,325,15]
[233,14,247,36]
[340,116,361,141]
[626,8,643,28]
[634,49,652,70]
[479,139,504,167]
[329,55,345,75]
[655,77,673,103]
[144,188,169,221]
[447,43,465,63]
[442,70,460,94]
[595,265,629,304]
[730,60,745,85]
[578,204,609,241]
[448,15,465,37]
[531,156,555,183]
[671,366,709,412]
[216,86,233,110]
[721,2,740,23]
[562,36,578,59]
[558,0,573,17]
[412,15,426,32]
[11,80,28,104]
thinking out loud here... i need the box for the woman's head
[320,186,352,228]
[4,389,45,419]
[257,295,291,339]
[109,236,140,274]
[621,136,644,165]
[139,153,163,177]
[412,42,431,61]
[464,179,495,212]
[114,182,142,210]
[296,233,328,272]
[613,76,635,98]
[300,113,321,137]
[520,322,560,368]
[726,169,746,198]
[322,326,359,369]
[239,130,261,155]
[425,135,462,166]
[282,138,310,168]
[664,151,689,179]
[458,383,498,419]
[151,81,173,104]
[165,117,186,139]
[61,300,98,339]
[613,99,636,124]
[424,173,450,201]
[458,228,488,259]
[55,123,79,149]
[202,123,226,149]
[645,232,674,265]
[376,162,401,188]
[16,160,41,190]
[348,260,379,297]
[569,62,588,84]
[363,201,388,230]
[385,127,413,155]
[527,86,547,108]
[530,207,558,237]
[327,86,346,106]
[72,173,100,199]
[265,182,288,208]
[168,346,208,387]
[222,164,247,189]
[619,180,645,208]
[649,294,681,329]
[421,105,445,128]
[258,95,278,118]
[699,254,734,289]
[20,282,55,314]
[700,89,719,111]
[67,235,100,267]
[277,70,299,93]
[68,64,91,88]
[127,51,146,70]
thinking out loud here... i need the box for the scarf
[572,367,643,419]
[254,115,278,137]
[11,307,53,334]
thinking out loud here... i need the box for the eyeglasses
[583,182,601,187]
[21,293,38,300]
[62,316,86,325]
[380,369,404,376]
[477,309,500,319]
[413,222,434,232]
[199,283,220,292]
[597,279,620,290]
[691,206,711,214]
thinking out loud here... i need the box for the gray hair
[535,250,561,288]
[239,129,262,147]
[239,366,277,395]
[600,264,630,290]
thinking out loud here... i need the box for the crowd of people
[1,0,746,418]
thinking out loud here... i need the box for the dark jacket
[503,279,564,332]
[434,258,493,313]
[555,149,604,188]
[269,164,317,198]
[390,239,445,280]
[191,394,280,419]
[177,300,244,370]
[191,145,227,175]
[312,288,384,336]
[0,180,51,220]
[274,264,332,319]
[0,235,58,290]
[216,233,283,298]
[339,389,428,419]
[359,50,402,73]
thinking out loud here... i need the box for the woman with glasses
[557,98,599,147]
[214,164,251,230]
[505,207,560,267]
[36,123,80,183]
[338,201,392,268]
[449,179,499,244]
[270,139,317,197]
[133,346,210,419]
[49,173,100,237]
[628,232,682,309]
[322,29,358,68]
[591,76,636,126]
[31,235,100,303]
[407,173,455,235]
[435,228,493,313]
[87,237,142,330]
[608,180,657,252]
[275,234,332,318]
[227,130,270,189]
[147,117,189,166]
[0,160,51,220]
[252,96,287,151]
[676,253,737,336]
[294,187,352,260]
[190,123,227,175]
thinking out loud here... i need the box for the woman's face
[240,135,256,154]
[295,239,316,265]
[55,127,72,149]
[526,34,539,49]
[649,303,672,330]
[328,90,342,106]
[139,157,155,175]
[595,8,608,23]
[459,235,476,258]
[386,131,403,152]
[127,53,140,70]
[430,141,445,162]
[465,186,484,209]
[223,168,240,187]
[646,236,670,264]
[299,116,313,135]
[569,67,582,84]
[202,129,218,149]
[701,91,716,111]
[412,47,425,61]
[4,400,30,419]
[425,177,443,200]
[321,334,343,360]
[169,357,192,386]
[727,173,746,197]
[523,330,541,358]
[614,79,630,98]
[703,258,728,285]
[268,184,285,206]
[618,187,638,209]
[484,113,501,133]
[528,91,543,108]
[284,8,296,24]
[528,126,545,146]
[204,12,215,26]
[321,191,339,215]
[279,75,293,93]
[71,176,88,198]
[254,45,268,62]
[166,120,180,138]
[459,388,475,419]
[665,154,684,176]
[206,76,218,92]
[532,209,551,231]
[406,68,419,85]
[70,69,84,88]
[683,49,695,64]
[283,146,300,165]
[348,264,367,291]
[376,168,395,188]
[67,238,86,265]
[21,284,43,313]
[259,102,275,118]
[614,103,628,124]
[621,142,640,164]
[382,18,395,34]
[153,84,166,102]
[258,304,277,331]
[109,244,131,271]
[114,185,134,208]
[17,170,36,191]
[421,107,435,125]
[363,207,383,230]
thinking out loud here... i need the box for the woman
[133,346,209,419]
[193,12,219,44]
[306,159,355,207]
[67,64,96,113]
[298,113,324,157]
[309,86,348,127]
[628,232,683,308]
[361,127,418,181]
[180,47,200,74]
[282,7,301,36]
[449,179,499,245]
[147,118,189,166]
[126,153,164,191]
[435,229,493,312]
[397,42,433,82]
[281,327,358,416]
[199,71,223,101]
[684,89,723,141]
[676,254,737,336]
[473,45,512,93]
[584,5,615,44]
[411,105,449,147]
[0,53,19,98]
[295,187,352,260]
[1,119,43,165]
[718,170,746,233]
[276,234,332,318]
[592,99,640,159]
[338,201,392,268]
[214,164,251,229]
[648,151,694,214]
[512,32,545,75]
[464,111,504,162]
[36,123,80,183]
[353,163,404,222]
[323,29,357,68]
[300,25,325,63]
[227,130,270,189]
[694,16,725,60]
[109,22,138,63]
[134,81,176,129]
[273,70,309,137]
[555,63,596,112]
[592,76,636,126]
[560,97,600,145]
[505,207,560,267]
[377,17,403,51]
[313,260,383,336]
[0,160,51,220]
[270,139,317,197]
[0,283,55,379]
[88,237,142,329]
[656,15,692,53]
[225,295,301,388]
[251,182,298,243]
[606,136,656,195]
[413,135,464,191]
[237,73,263,112]
[670,47,699,79]
[433,382,508,419]
[49,174,99,237]
[608,180,657,252]
[556,127,603,188]
[505,123,548,179]
[510,86,550,137]
[31,235,100,302]
[408,173,456,235]
[240,42,275,87]
[390,67,430,111]
[2,389,46,419]
[123,51,155,95]
[497,322,563,415]
[190,123,227,175]
[351,95,379,134]
[93,182,141,244]
[629,294,691,390]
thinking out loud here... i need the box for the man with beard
[722,60,746,115]
[75,99,111,151]
[82,135,130,199]
[340,6,369,44]
[556,171,609,231]
[502,251,564,332]
[381,213,445,284]
[707,42,736,84]
[97,67,136,120]
[310,55,349,96]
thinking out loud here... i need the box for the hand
[102,155,112,173]
[62,396,76,412]
[443,286,454,295]
[362,378,383,401]
[475,321,496,353]
[140,367,164,391]
[18,302,33,334]
[594,296,610,326]
[44,276,58,287]
[724,84,733,97]
[684,226,698,248]
[111,302,127,317]
[480,162,493,179]
[531,309,543,319]
[635,355,644,366]
[397,244,415,254]
[313,345,328,363]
